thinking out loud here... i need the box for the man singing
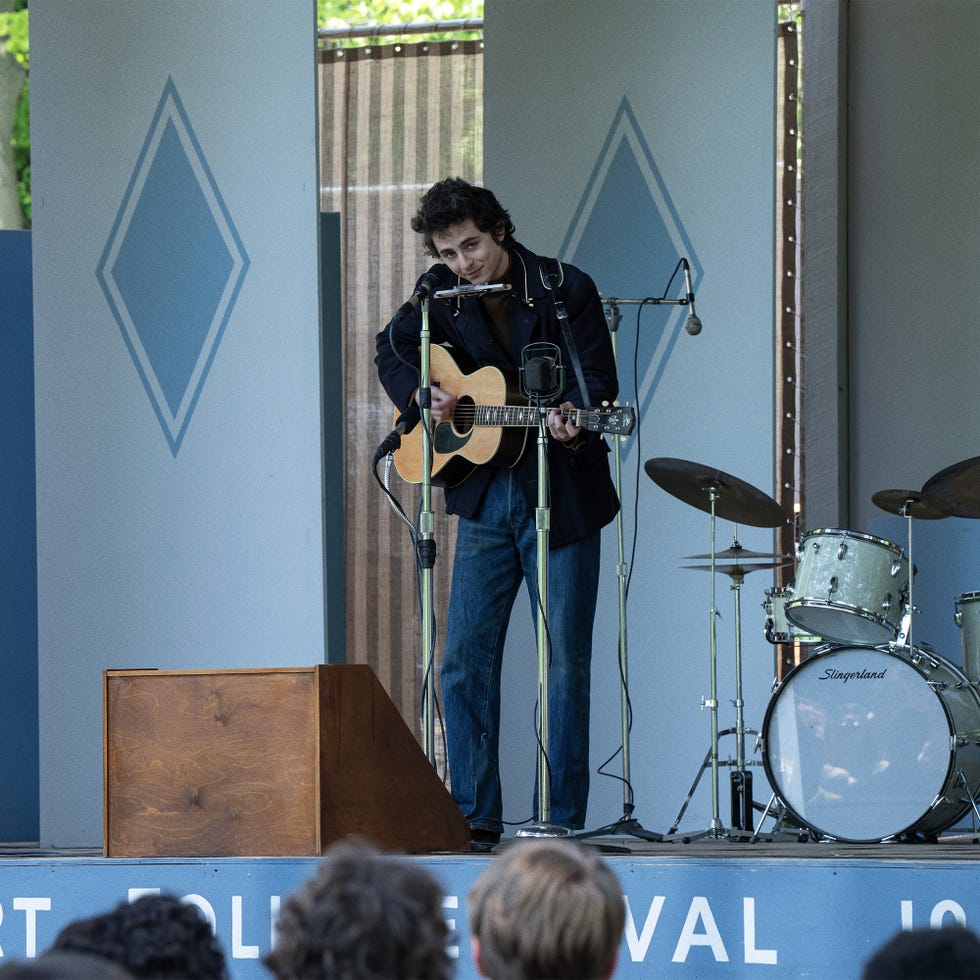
[375,177,620,849]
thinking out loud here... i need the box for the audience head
[48,893,227,979]
[468,837,625,980]
[862,923,980,979]
[263,838,453,980]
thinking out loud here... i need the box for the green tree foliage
[317,0,482,45]
[0,1,483,230]
[0,0,29,226]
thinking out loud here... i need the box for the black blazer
[375,240,620,548]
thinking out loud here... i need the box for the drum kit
[645,454,980,845]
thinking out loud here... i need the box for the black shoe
[469,827,501,852]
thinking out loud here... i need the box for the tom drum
[955,591,980,682]
[764,587,823,646]
[784,529,909,646]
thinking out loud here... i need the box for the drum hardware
[910,641,943,670]
[749,791,812,843]
[645,457,786,841]
[665,726,765,840]
[954,770,980,837]
[872,488,953,650]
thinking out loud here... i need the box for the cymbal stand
[668,484,725,841]
[726,553,754,833]
[895,498,916,649]
[666,532,757,837]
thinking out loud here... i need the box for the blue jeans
[441,468,600,833]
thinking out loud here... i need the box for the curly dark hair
[49,894,228,979]
[411,177,516,256]
[263,840,453,980]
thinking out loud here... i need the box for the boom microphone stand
[577,285,696,843]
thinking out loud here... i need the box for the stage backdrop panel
[483,0,778,837]
[29,0,324,846]
[0,230,39,842]
[848,1,980,668]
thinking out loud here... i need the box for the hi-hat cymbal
[644,457,787,528]
[683,546,793,561]
[922,456,980,518]
[680,561,790,578]
[871,488,952,521]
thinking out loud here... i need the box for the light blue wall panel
[848,1,980,668]
[484,0,778,836]
[29,0,323,846]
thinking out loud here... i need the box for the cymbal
[922,456,980,518]
[871,488,952,521]
[683,546,793,561]
[644,457,787,528]
[680,561,790,578]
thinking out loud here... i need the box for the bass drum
[762,644,980,842]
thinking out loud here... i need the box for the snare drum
[763,587,822,645]
[955,592,980,681]
[762,644,980,842]
[784,529,909,646]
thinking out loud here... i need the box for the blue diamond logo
[97,77,249,455]
[560,97,700,431]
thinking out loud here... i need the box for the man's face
[430,219,509,284]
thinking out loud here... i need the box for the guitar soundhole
[454,396,475,434]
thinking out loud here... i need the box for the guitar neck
[456,402,635,437]
[470,404,565,427]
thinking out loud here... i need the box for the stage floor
[3,830,980,979]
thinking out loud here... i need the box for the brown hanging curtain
[318,40,484,760]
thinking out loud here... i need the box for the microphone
[389,265,444,324]
[520,343,564,399]
[372,405,422,465]
[682,258,703,336]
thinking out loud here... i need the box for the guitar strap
[539,256,592,407]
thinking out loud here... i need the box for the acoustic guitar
[391,345,635,487]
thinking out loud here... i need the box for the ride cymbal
[644,457,787,528]
[871,488,952,521]
[922,456,980,518]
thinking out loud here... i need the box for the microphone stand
[576,292,688,844]
[417,298,438,765]
[516,353,571,839]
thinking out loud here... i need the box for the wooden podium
[103,665,470,857]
